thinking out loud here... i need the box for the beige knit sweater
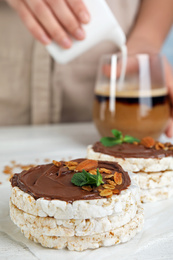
[0,0,140,125]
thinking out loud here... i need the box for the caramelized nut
[104,174,114,179]
[75,159,98,172]
[106,179,116,186]
[3,166,13,174]
[65,161,78,167]
[99,168,112,174]
[68,166,77,171]
[155,142,165,150]
[141,136,155,148]
[112,189,120,194]
[82,185,92,192]
[52,160,61,167]
[99,189,113,197]
[103,184,115,190]
[89,169,97,175]
[114,172,122,185]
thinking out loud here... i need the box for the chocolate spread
[10,159,131,203]
[93,142,173,159]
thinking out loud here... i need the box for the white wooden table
[0,123,173,260]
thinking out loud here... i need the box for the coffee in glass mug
[93,54,171,139]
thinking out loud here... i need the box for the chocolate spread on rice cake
[11,159,131,203]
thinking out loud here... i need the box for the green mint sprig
[100,129,140,147]
[71,169,104,187]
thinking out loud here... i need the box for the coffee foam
[95,85,168,98]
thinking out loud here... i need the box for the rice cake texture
[10,159,144,250]
[11,183,139,219]
[140,185,173,203]
[12,204,144,251]
[133,170,173,190]
[87,144,173,203]
[87,145,173,173]
[10,199,139,237]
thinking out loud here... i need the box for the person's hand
[6,0,90,48]
[164,58,173,138]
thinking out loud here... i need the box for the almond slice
[99,189,113,197]
[104,174,114,179]
[75,159,98,172]
[52,160,61,167]
[155,142,165,150]
[68,166,77,171]
[141,136,155,148]
[99,168,112,174]
[106,179,116,186]
[103,184,115,190]
[89,169,97,175]
[82,185,92,192]
[65,161,78,167]
[112,189,120,194]
[114,172,122,185]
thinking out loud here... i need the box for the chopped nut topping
[165,142,172,147]
[68,166,77,171]
[141,136,155,148]
[103,184,115,190]
[155,142,165,150]
[75,159,98,172]
[65,161,78,171]
[99,168,112,174]
[114,172,123,185]
[133,141,139,145]
[52,160,61,167]
[65,161,78,167]
[112,189,120,194]
[104,174,114,179]
[98,188,104,192]
[89,169,97,175]
[3,166,13,175]
[99,189,113,197]
[106,179,116,186]
[82,185,92,192]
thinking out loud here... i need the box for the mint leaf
[71,169,103,187]
[84,171,97,184]
[123,135,140,143]
[111,129,123,140]
[100,137,122,147]
[71,171,89,186]
[100,129,140,147]
[96,169,104,186]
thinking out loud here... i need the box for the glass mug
[93,53,171,139]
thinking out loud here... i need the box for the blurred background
[162,27,173,65]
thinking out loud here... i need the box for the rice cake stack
[87,137,173,203]
[10,159,144,251]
